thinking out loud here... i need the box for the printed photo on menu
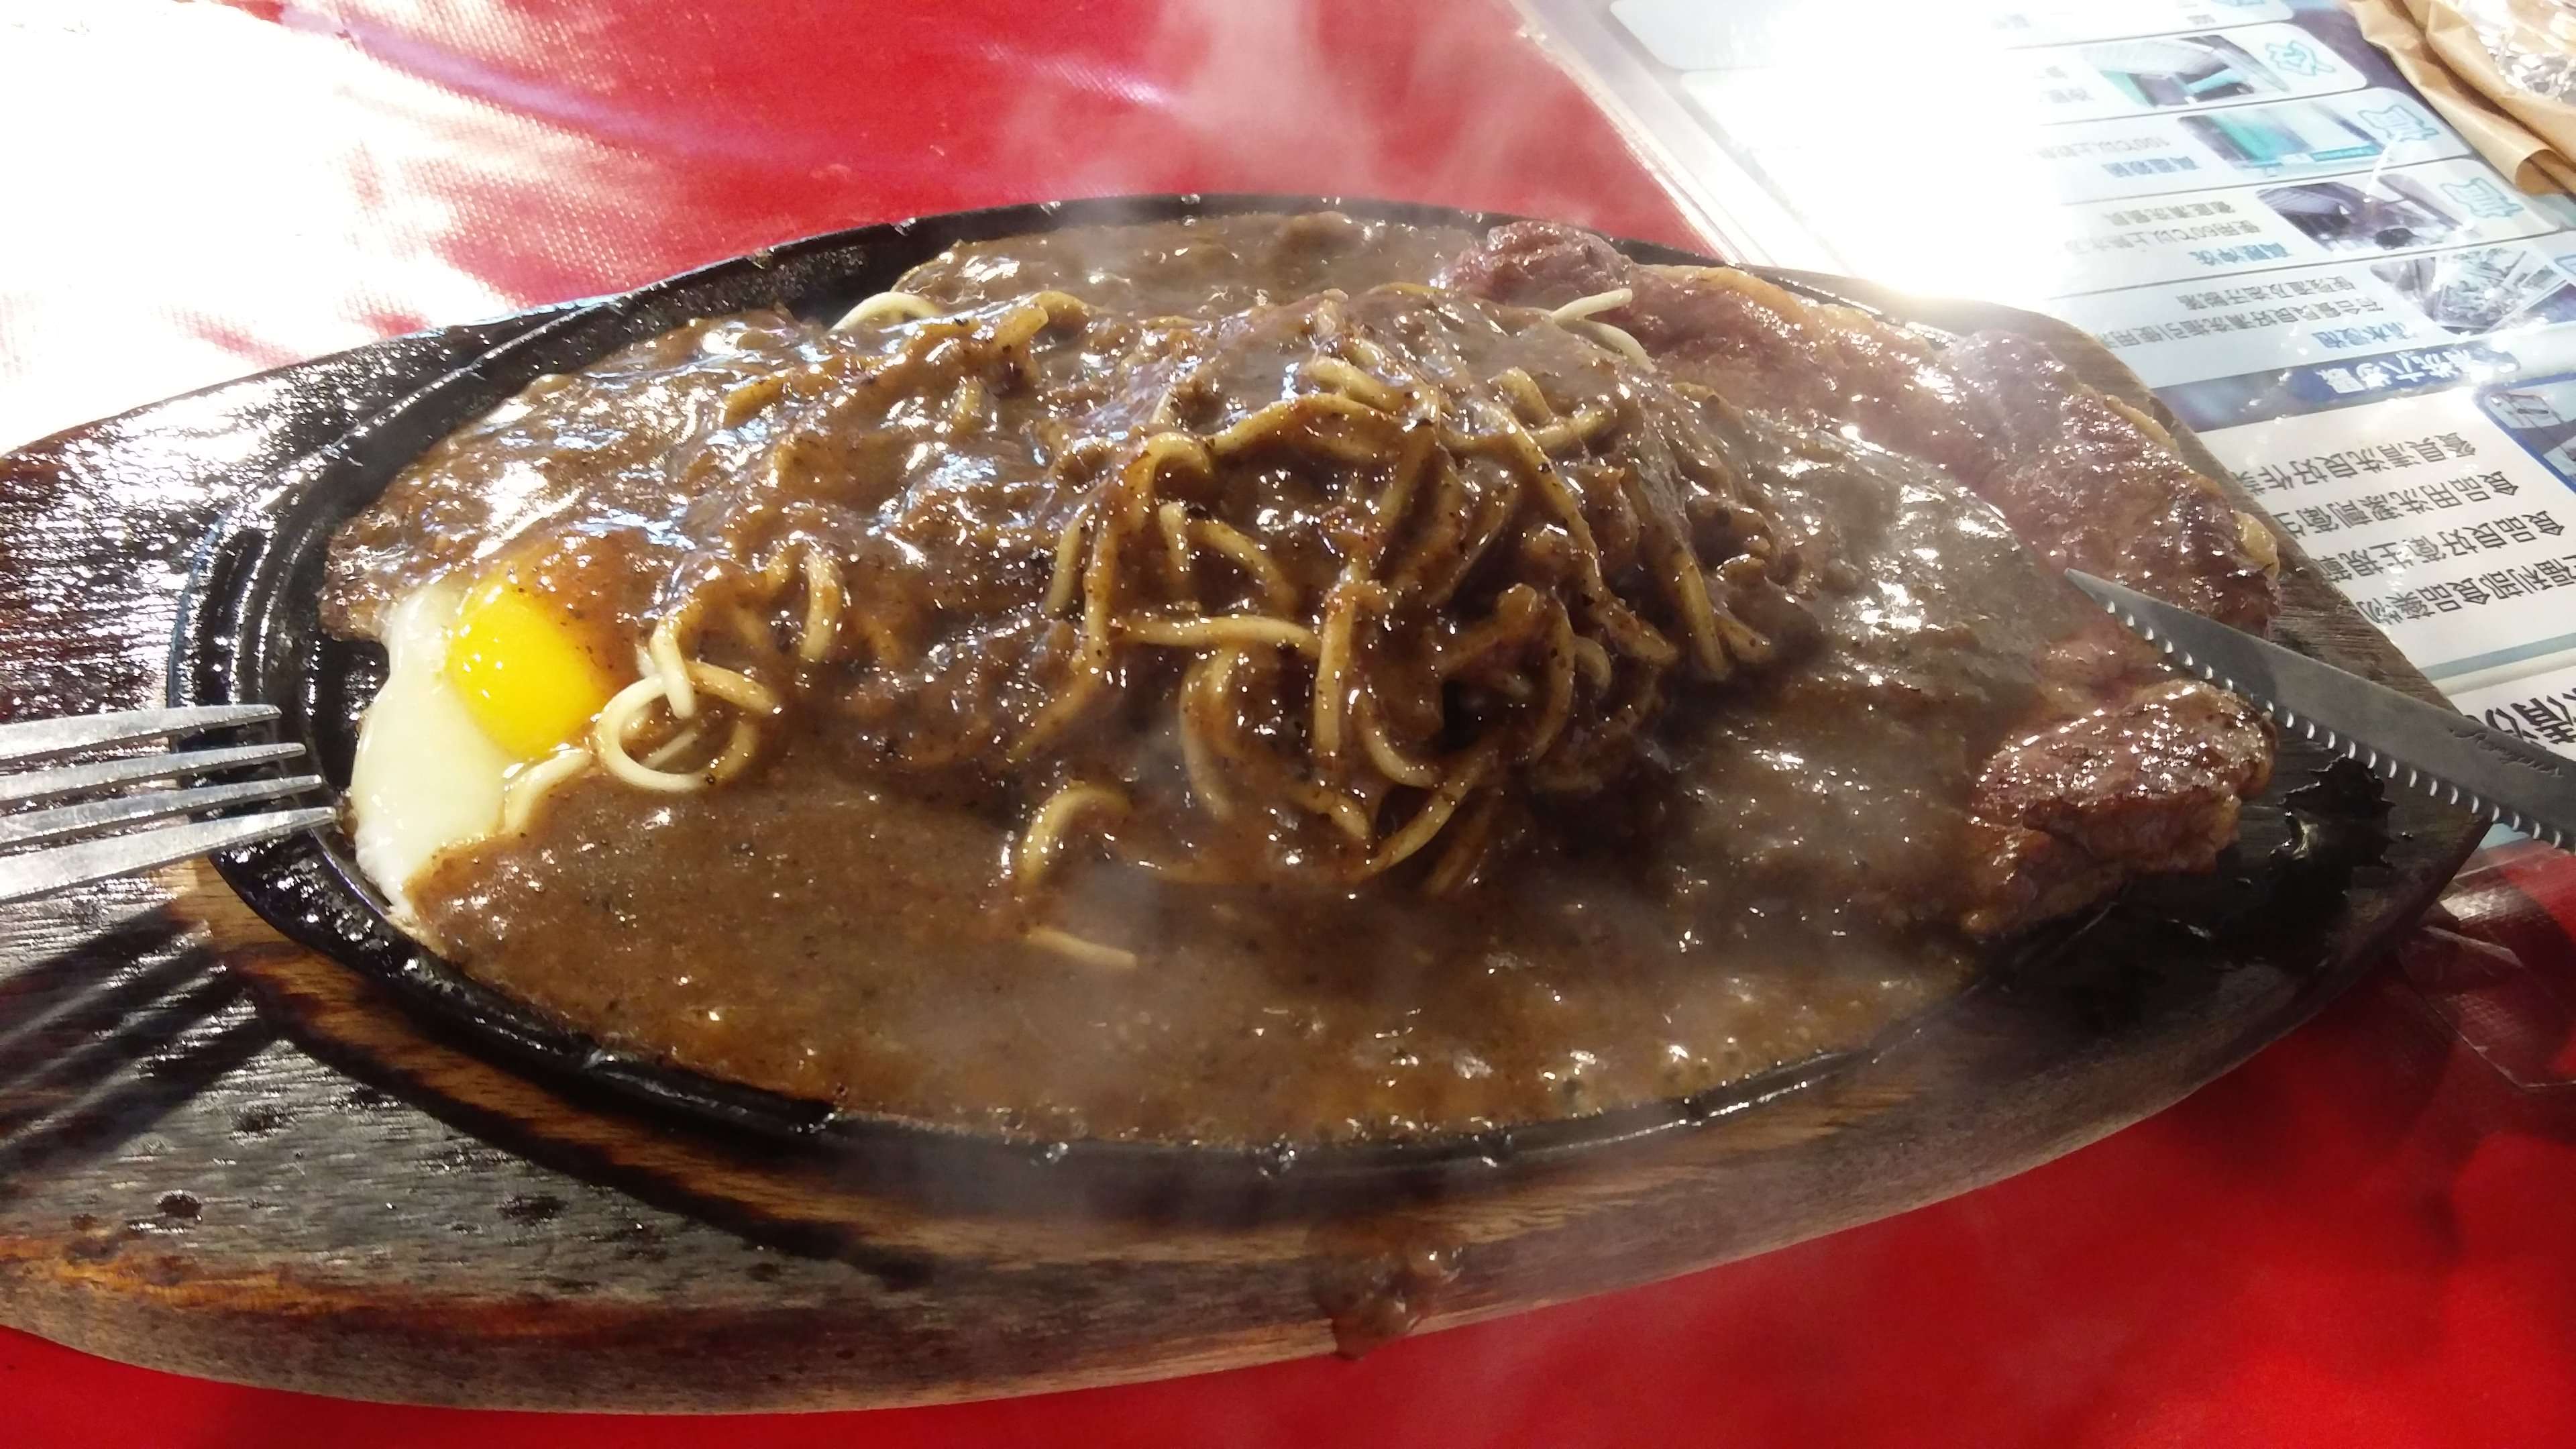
[2481,372,2576,487]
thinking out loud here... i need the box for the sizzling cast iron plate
[168,193,2438,1189]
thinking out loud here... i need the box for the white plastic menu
[1519,0,2576,770]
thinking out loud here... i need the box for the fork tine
[0,807,338,906]
[0,742,307,807]
[0,775,327,852]
[0,705,283,766]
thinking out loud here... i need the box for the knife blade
[2063,570,2575,849]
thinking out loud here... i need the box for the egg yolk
[444,570,619,760]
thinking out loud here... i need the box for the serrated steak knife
[2065,570,2574,849]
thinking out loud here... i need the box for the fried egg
[348,563,617,921]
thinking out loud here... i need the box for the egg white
[347,576,513,922]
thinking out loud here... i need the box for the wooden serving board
[0,288,2482,1411]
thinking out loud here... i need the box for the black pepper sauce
[337,215,2088,1144]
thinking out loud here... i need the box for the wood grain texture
[0,288,2483,1411]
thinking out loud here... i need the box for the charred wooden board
[0,204,2481,1410]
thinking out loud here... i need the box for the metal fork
[0,706,331,906]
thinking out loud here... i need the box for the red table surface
[7,2,2576,1443]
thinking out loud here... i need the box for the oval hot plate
[168,193,2467,1196]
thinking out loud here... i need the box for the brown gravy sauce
[346,215,2099,1144]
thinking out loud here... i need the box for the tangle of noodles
[991,295,1788,918]
[578,274,1794,967]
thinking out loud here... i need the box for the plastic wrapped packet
[2347,0,2576,193]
